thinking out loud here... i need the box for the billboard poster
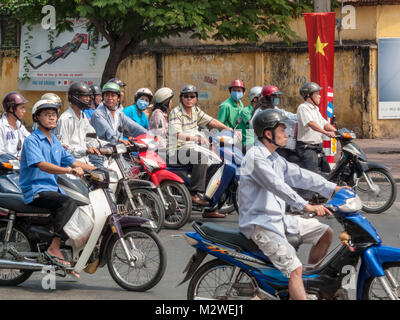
[18,18,109,91]
[378,38,400,119]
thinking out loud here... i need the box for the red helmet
[261,85,282,97]
[229,79,245,92]
[2,91,28,113]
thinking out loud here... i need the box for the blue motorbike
[180,189,400,300]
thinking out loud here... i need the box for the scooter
[280,128,397,214]
[180,188,400,300]
[127,134,192,230]
[0,159,167,291]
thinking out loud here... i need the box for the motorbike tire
[124,188,165,233]
[0,224,33,286]
[187,259,258,300]
[160,181,192,230]
[106,226,167,292]
[355,168,397,214]
[233,183,239,215]
[362,262,400,300]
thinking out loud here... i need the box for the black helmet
[300,82,322,100]
[253,109,290,138]
[180,84,198,97]
[108,78,126,88]
[68,82,92,110]
[90,84,102,95]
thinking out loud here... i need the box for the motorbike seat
[0,193,51,214]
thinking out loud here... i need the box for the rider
[90,81,147,145]
[296,82,336,174]
[54,82,102,165]
[239,108,347,300]
[123,88,153,129]
[168,84,241,219]
[0,92,30,158]
[242,86,263,151]
[83,84,102,120]
[19,99,96,273]
[149,87,174,149]
[217,79,245,130]
[108,78,127,106]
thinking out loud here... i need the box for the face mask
[273,97,280,106]
[136,99,149,111]
[231,91,243,101]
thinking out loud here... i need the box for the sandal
[44,251,72,269]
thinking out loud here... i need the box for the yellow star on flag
[314,36,328,56]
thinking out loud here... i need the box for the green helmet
[102,82,121,95]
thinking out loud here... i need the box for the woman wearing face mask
[217,79,246,131]
[123,88,153,129]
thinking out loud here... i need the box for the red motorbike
[128,134,192,230]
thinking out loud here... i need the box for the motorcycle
[280,128,397,214]
[180,188,400,300]
[128,134,192,230]
[0,159,167,291]
[96,141,166,233]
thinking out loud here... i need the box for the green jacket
[217,97,244,129]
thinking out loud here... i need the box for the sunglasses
[182,94,197,99]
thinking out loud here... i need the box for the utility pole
[314,0,331,12]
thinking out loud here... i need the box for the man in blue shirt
[239,109,349,300]
[20,99,96,272]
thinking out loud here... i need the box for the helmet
[248,86,263,102]
[154,87,174,104]
[102,82,121,96]
[2,91,28,113]
[253,109,290,138]
[32,99,60,122]
[41,93,62,107]
[300,82,322,99]
[261,85,282,97]
[180,84,198,97]
[229,79,245,92]
[135,88,153,102]
[90,84,102,95]
[108,78,126,88]
[68,82,92,110]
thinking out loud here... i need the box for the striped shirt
[167,103,213,154]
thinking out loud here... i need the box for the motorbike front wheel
[0,224,33,286]
[187,259,258,300]
[160,181,192,230]
[355,168,397,214]
[106,226,167,292]
[362,262,400,300]
[124,188,165,233]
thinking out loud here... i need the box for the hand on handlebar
[325,131,336,139]
[304,203,332,217]
[70,167,84,178]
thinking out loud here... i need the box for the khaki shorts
[250,217,329,278]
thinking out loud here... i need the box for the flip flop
[44,251,72,269]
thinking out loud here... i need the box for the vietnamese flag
[304,12,336,119]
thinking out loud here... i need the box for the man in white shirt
[0,92,30,158]
[296,82,336,174]
[54,82,102,165]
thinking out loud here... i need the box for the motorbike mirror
[86,133,98,139]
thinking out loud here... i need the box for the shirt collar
[254,139,278,160]
[34,127,50,141]
[304,101,318,110]
[1,113,21,128]
[179,103,198,118]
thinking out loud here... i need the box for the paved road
[1,188,400,300]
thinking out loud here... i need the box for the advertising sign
[378,38,400,119]
[18,19,109,91]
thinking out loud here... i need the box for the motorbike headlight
[338,194,362,212]
[9,160,20,169]
[108,170,119,183]
[141,158,159,172]
[90,171,106,182]
[116,144,128,154]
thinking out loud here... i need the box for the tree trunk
[101,51,123,86]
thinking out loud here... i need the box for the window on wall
[0,17,20,48]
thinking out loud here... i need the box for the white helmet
[135,88,153,102]
[32,99,60,122]
[154,87,174,104]
[248,86,263,102]
[40,93,62,107]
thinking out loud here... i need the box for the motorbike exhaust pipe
[0,258,47,271]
